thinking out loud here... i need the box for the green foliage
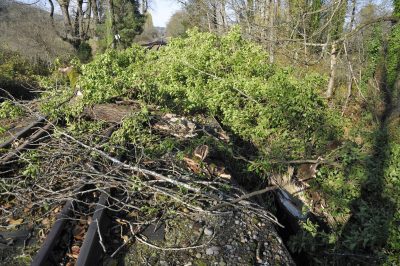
[77,42,92,63]
[20,150,40,178]
[0,50,33,86]
[113,0,145,48]
[67,120,106,137]
[361,26,383,84]
[330,1,347,40]
[77,46,147,105]
[56,27,339,163]
[96,0,144,51]
[0,100,24,119]
[34,25,400,264]
[111,108,151,145]
[166,11,190,37]
[384,132,400,263]
[289,219,328,255]
[149,28,339,161]
[135,13,160,42]
[387,23,400,100]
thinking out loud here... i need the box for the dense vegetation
[34,27,399,264]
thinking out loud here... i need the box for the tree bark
[77,0,84,39]
[216,0,226,32]
[141,0,148,14]
[91,0,100,26]
[269,0,275,63]
[48,0,54,18]
[108,0,116,48]
[349,0,357,30]
[326,42,338,98]
[58,0,73,38]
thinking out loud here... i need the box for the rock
[235,220,240,225]
[206,248,214,255]
[153,113,197,138]
[204,227,213,236]
[211,246,220,251]
[225,244,233,250]
[195,253,202,259]
[206,246,220,255]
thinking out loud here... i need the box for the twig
[96,219,107,253]
[135,234,214,251]
[59,132,201,193]
[210,186,277,211]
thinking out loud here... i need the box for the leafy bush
[68,27,339,162]
[0,50,33,86]
[77,42,92,63]
[0,100,24,119]
[384,130,400,264]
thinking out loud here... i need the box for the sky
[150,0,182,27]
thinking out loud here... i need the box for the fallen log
[83,104,140,123]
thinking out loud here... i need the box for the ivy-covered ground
[1,28,399,265]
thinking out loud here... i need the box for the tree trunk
[269,0,275,63]
[77,0,84,39]
[217,0,226,32]
[58,0,73,38]
[326,42,338,98]
[349,0,357,30]
[108,0,116,48]
[211,2,218,31]
[91,0,100,26]
[140,0,148,14]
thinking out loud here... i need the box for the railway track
[0,93,294,265]
[0,118,132,265]
[32,186,113,266]
[6,118,147,264]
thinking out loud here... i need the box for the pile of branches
[1,101,281,254]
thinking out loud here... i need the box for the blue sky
[150,0,182,27]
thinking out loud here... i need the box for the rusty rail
[0,121,53,167]
[0,116,45,150]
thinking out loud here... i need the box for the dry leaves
[8,218,23,226]
[66,245,80,259]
